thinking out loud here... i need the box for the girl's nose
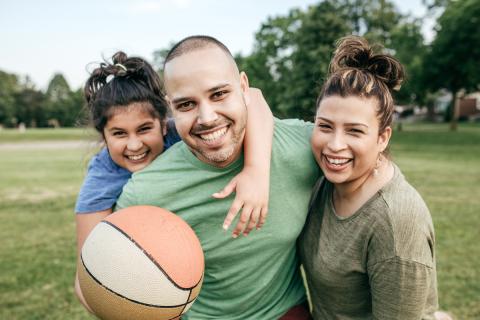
[127,136,143,151]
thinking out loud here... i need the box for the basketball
[78,205,204,320]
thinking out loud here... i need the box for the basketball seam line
[103,220,200,291]
[80,253,193,309]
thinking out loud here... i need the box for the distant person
[115,35,319,319]
[299,35,450,320]
[74,50,273,314]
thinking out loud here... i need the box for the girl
[299,36,446,319]
[74,51,272,312]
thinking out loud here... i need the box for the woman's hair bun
[330,35,404,91]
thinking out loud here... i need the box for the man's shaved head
[163,35,234,67]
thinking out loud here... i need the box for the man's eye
[212,90,227,99]
[177,101,195,110]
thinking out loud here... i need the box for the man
[117,35,319,319]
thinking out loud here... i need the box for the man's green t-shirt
[116,118,319,319]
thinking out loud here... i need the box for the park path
[0,140,101,150]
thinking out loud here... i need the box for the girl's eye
[112,131,126,137]
[139,126,152,133]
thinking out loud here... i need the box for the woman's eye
[112,131,126,136]
[317,124,331,130]
[349,128,364,134]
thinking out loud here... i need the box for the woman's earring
[373,154,382,177]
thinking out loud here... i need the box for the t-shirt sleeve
[114,177,139,211]
[75,148,132,214]
[164,118,181,150]
[368,256,436,319]
[279,117,314,139]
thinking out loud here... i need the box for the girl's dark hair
[317,36,405,134]
[84,51,167,134]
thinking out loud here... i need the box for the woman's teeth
[326,156,351,165]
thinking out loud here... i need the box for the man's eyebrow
[171,83,232,104]
[171,96,192,105]
[208,83,230,93]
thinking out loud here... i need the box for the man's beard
[191,116,246,167]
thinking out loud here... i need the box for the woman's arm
[369,256,437,319]
[213,88,273,237]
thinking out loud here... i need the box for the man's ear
[239,71,250,106]
[161,119,168,136]
[165,95,175,114]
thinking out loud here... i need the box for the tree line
[0,0,478,128]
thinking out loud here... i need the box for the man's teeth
[199,127,227,141]
[326,156,351,165]
[127,152,147,161]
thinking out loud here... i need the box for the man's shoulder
[272,117,313,150]
[274,117,313,130]
[131,142,190,181]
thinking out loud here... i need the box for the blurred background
[0,0,479,319]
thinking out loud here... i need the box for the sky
[0,0,432,90]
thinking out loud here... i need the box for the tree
[0,70,20,127]
[14,88,46,127]
[424,0,480,130]
[389,18,427,106]
[236,8,306,117]
[238,0,408,119]
[44,73,84,127]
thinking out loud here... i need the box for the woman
[299,36,445,319]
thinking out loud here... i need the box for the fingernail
[223,224,228,230]
[232,233,238,238]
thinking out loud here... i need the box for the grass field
[0,123,479,319]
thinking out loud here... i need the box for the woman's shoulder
[369,165,435,267]
[379,165,433,230]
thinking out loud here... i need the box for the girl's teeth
[200,127,227,141]
[128,152,147,161]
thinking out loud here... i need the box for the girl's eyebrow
[107,120,155,132]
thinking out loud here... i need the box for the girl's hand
[213,166,269,238]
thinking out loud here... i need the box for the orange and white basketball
[78,206,204,320]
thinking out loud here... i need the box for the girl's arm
[213,88,273,237]
[74,209,111,314]
[73,148,130,313]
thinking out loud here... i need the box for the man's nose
[197,102,219,125]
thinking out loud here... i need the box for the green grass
[0,128,96,142]
[0,124,479,319]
